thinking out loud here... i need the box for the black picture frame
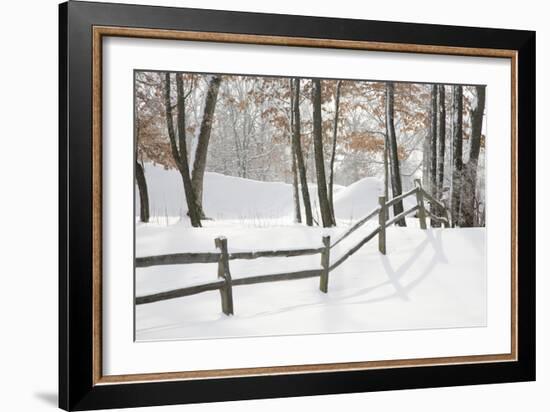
[59,1,535,410]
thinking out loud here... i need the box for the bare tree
[163,73,202,227]
[428,85,439,227]
[421,85,431,196]
[135,161,150,223]
[436,84,446,195]
[433,84,446,227]
[385,82,406,226]
[461,85,486,226]
[135,123,150,223]
[451,85,464,226]
[328,80,342,221]
[384,132,389,204]
[191,75,222,219]
[289,79,302,223]
[292,78,313,226]
[312,79,335,227]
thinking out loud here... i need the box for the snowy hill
[332,176,382,220]
[137,163,293,220]
[136,162,402,223]
[332,176,417,220]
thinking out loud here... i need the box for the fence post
[414,179,427,230]
[215,237,234,315]
[320,236,331,293]
[378,196,386,254]
[443,206,451,228]
[445,207,452,228]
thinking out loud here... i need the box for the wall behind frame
[0,0,545,412]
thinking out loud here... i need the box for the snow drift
[136,163,293,221]
[136,162,413,223]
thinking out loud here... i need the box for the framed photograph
[59,1,535,410]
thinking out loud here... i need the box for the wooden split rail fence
[135,179,451,315]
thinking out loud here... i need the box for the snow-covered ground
[135,163,486,341]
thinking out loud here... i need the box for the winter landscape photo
[134,70,487,341]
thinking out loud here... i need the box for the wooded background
[135,71,486,228]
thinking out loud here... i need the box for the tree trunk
[163,73,202,227]
[451,85,464,227]
[135,161,150,223]
[461,85,486,227]
[384,133,389,209]
[437,85,447,193]
[433,84,446,227]
[437,85,446,194]
[191,75,222,219]
[429,85,438,195]
[328,80,342,221]
[289,79,302,223]
[429,85,438,227]
[312,79,335,227]
[135,120,150,223]
[292,78,313,226]
[385,82,406,226]
[422,86,432,193]
[291,148,302,223]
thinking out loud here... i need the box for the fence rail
[420,188,445,210]
[136,253,219,267]
[232,269,323,286]
[330,227,380,271]
[385,187,418,209]
[386,204,419,228]
[229,248,324,260]
[136,279,225,305]
[136,248,325,268]
[135,179,451,315]
[425,209,450,226]
[330,206,380,248]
